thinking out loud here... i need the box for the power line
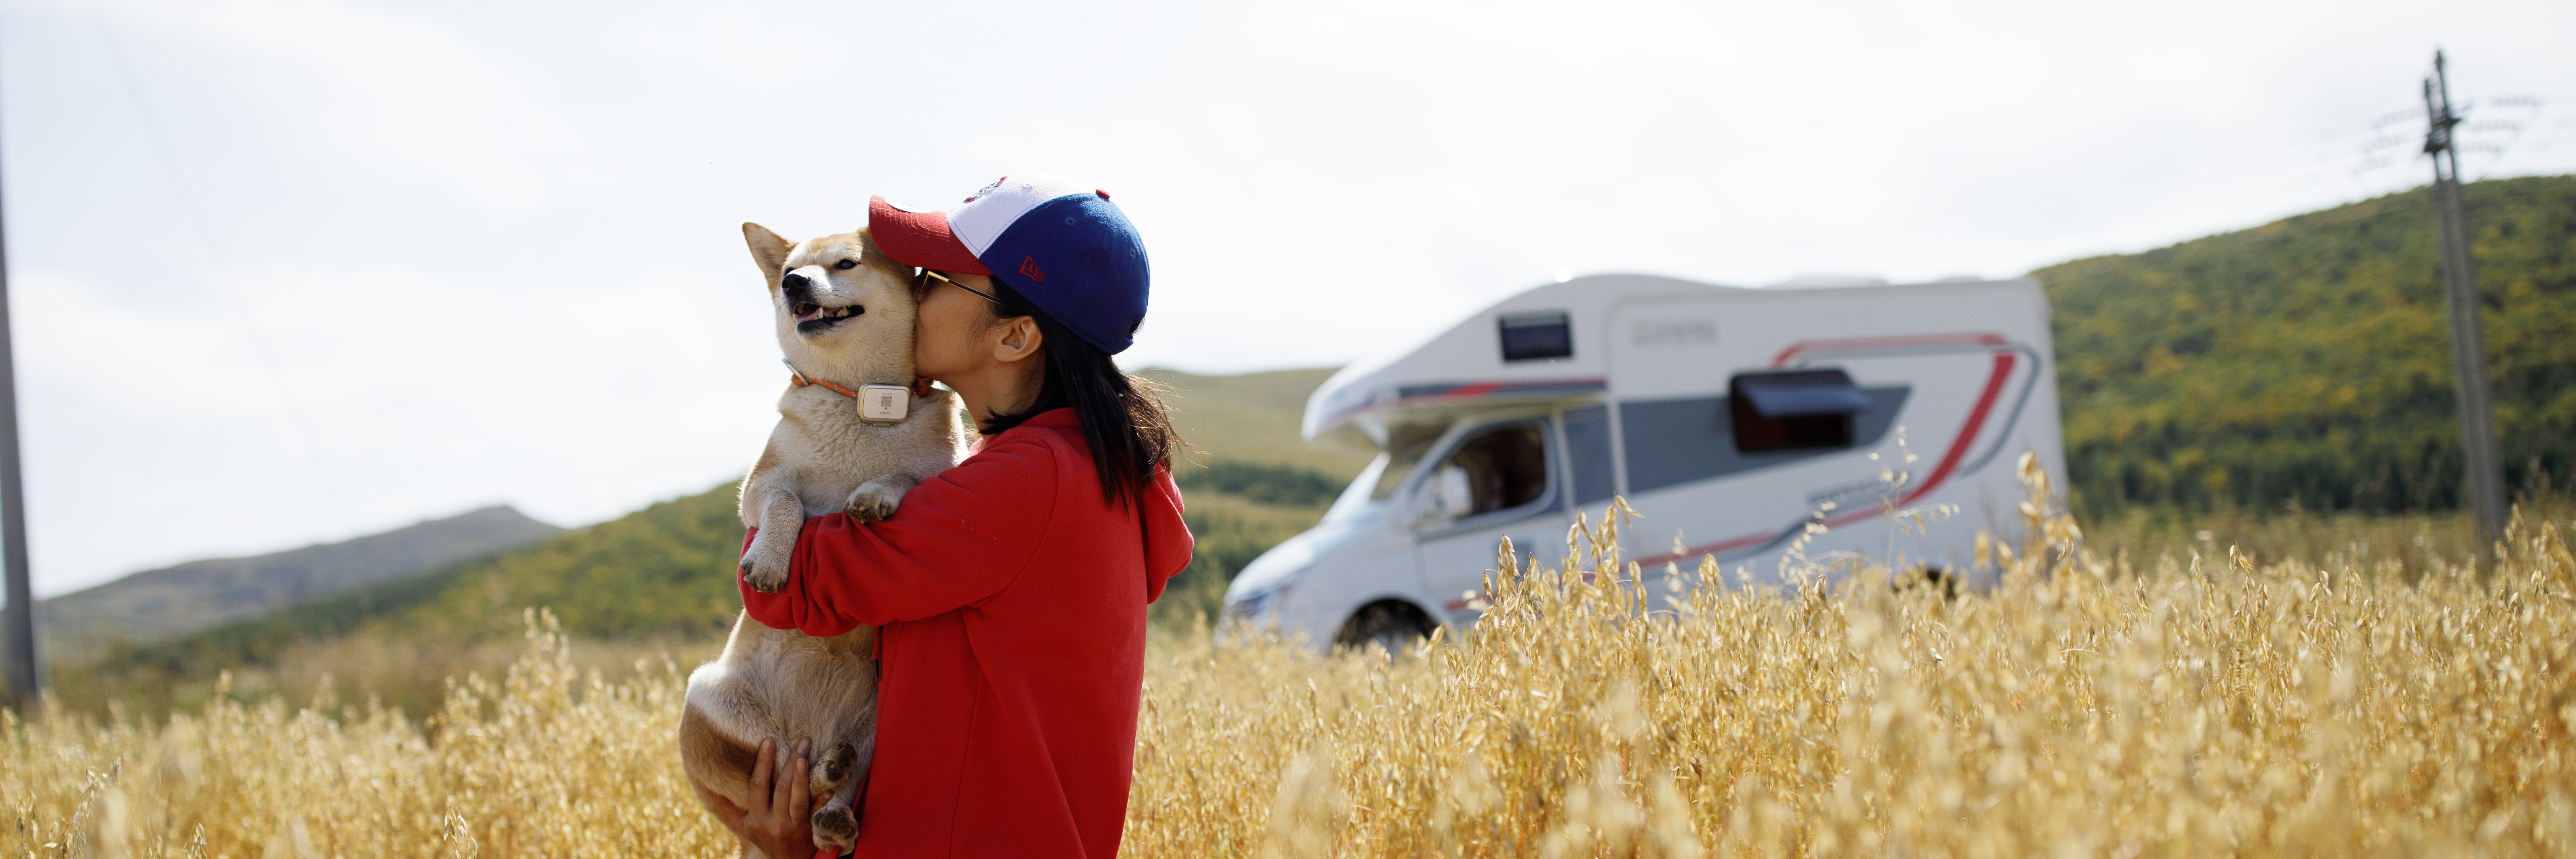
[86,1,361,536]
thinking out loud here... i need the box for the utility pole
[2422,49,2509,572]
[0,126,35,706]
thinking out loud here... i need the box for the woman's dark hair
[977,280,1184,508]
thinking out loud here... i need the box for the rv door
[1410,418,1569,625]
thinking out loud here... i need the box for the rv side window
[1425,424,1549,520]
[1730,369,1873,453]
[1563,405,1616,507]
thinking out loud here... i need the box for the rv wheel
[1335,600,1435,654]
[1894,565,1959,600]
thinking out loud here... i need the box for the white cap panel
[946,174,1091,256]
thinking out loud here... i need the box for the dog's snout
[782,272,813,293]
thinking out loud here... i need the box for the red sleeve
[1141,466,1193,604]
[738,435,1058,637]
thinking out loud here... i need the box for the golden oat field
[8,465,2576,858]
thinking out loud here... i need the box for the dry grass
[9,464,2576,857]
[5,611,734,857]
[41,631,724,727]
[2077,495,2563,581]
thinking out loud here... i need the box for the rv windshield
[1320,427,1444,524]
[1370,426,1445,500]
[1319,455,1388,524]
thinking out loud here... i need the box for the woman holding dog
[698,175,1193,859]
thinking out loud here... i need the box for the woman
[697,175,1193,859]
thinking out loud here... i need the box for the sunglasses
[917,268,1004,304]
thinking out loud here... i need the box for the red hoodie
[739,408,1193,859]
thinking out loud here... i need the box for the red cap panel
[867,196,992,275]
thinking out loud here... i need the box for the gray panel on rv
[1620,387,1911,494]
[1564,405,1616,506]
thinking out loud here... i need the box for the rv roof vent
[1498,311,1573,362]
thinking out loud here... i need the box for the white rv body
[1222,274,2066,650]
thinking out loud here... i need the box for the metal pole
[2423,49,2509,572]
[0,122,38,706]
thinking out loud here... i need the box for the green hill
[1138,366,1378,479]
[51,370,1362,715]
[49,486,746,714]
[2038,174,2575,517]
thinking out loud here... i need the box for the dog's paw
[739,548,790,594]
[843,479,910,523]
[811,805,858,846]
[813,742,858,787]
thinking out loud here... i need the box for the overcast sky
[4,0,2571,597]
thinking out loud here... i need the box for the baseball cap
[869,174,1151,355]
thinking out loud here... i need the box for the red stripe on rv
[1770,332,2006,368]
[1321,377,1609,426]
[1634,348,2018,569]
[1899,351,2014,507]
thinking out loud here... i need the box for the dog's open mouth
[792,301,863,332]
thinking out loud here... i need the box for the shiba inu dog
[679,223,974,856]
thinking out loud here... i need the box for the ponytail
[978,281,1183,507]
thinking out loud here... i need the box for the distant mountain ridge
[39,505,561,661]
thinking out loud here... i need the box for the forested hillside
[2037,174,2575,517]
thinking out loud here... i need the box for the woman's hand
[693,737,821,859]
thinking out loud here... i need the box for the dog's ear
[743,222,795,285]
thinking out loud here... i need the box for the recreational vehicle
[1221,274,2067,651]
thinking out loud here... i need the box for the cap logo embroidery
[1019,256,1047,282]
